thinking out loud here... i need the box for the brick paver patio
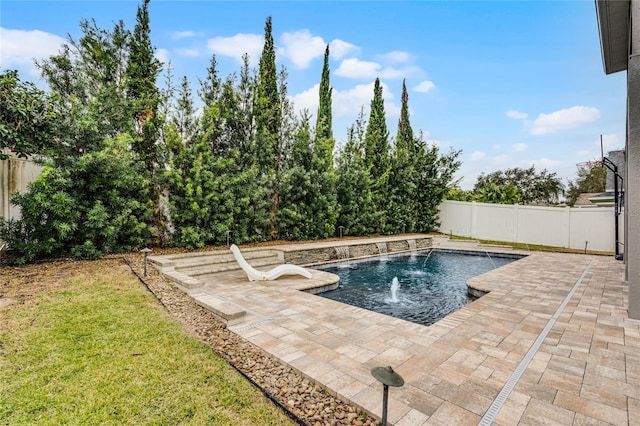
[156,237,639,425]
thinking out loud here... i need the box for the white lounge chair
[230,244,313,281]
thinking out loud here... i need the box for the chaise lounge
[230,244,313,281]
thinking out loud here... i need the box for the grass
[0,260,295,425]
[446,234,613,256]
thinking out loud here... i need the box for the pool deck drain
[152,236,640,425]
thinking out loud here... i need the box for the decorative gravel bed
[123,253,380,426]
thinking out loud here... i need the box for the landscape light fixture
[140,247,152,277]
[371,366,404,425]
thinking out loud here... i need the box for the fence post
[513,204,519,245]
[471,201,477,239]
[564,206,571,249]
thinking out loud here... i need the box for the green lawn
[0,260,295,425]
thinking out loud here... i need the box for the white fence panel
[1,152,43,221]
[474,203,516,242]
[438,200,472,236]
[516,206,568,247]
[438,200,621,252]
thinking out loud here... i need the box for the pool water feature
[317,250,522,326]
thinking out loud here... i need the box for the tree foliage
[0,135,153,263]
[336,111,379,236]
[473,166,564,205]
[0,70,57,160]
[3,4,462,262]
[566,161,607,206]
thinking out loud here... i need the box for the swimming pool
[316,249,522,326]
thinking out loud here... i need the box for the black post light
[371,366,405,426]
[141,247,152,277]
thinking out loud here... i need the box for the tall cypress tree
[255,16,281,171]
[387,79,416,233]
[363,78,390,232]
[336,109,378,235]
[125,0,164,241]
[364,78,390,180]
[126,0,161,172]
[396,79,414,154]
[315,45,333,168]
[255,16,281,237]
[173,75,198,144]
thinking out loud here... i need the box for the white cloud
[335,58,381,79]
[380,66,420,79]
[492,144,501,150]
[531,106,600,135]
[470,151,486,161]
[175,48,199,57]
[172,30,195,39]
[0,27,65,75]
[513,143,527,152]
[279,30,326,69]
[378,50,412,63]
[206,33,263,64]
[334,57,419,80]
[506,110,527,120]
[491,154,511,166]
[413,80,435,93]
[329,39,359,59]
[155,48,170,65]
[291,80,400,121]
[527,157,561,169]
[289,83,320,117]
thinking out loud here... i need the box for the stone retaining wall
[284,237,432,266]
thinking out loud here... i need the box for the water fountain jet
[390,277,400,303]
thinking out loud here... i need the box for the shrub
[0,135,153,263]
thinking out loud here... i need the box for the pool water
[316,250,521,326]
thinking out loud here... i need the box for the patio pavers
[158,238,639,425]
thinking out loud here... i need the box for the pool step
[190,291,246,325]
[148,248,289,287]
[175,251,281,275]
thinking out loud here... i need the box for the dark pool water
[316,250,521,326]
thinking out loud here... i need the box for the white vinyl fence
[1,151,43,222]
[438,200,624,253]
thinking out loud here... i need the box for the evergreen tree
[126,0,162,172]
[0,135,153,263]
[278,114,339,240]
[173,75,198,144]
[336,110,378,235]
[387,80,416,233]
[315,45,334,168]
[125,0,165,241]
[198,54,222,109]
[254,16,282,236]
[37,18,133,156]
[363,78,390,232]
[413,137,462,231]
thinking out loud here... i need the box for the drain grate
[478,257,595,426]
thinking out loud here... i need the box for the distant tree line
[447,166,565,205]
[0,0,460,264]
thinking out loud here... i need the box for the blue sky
[1,0,627,189]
